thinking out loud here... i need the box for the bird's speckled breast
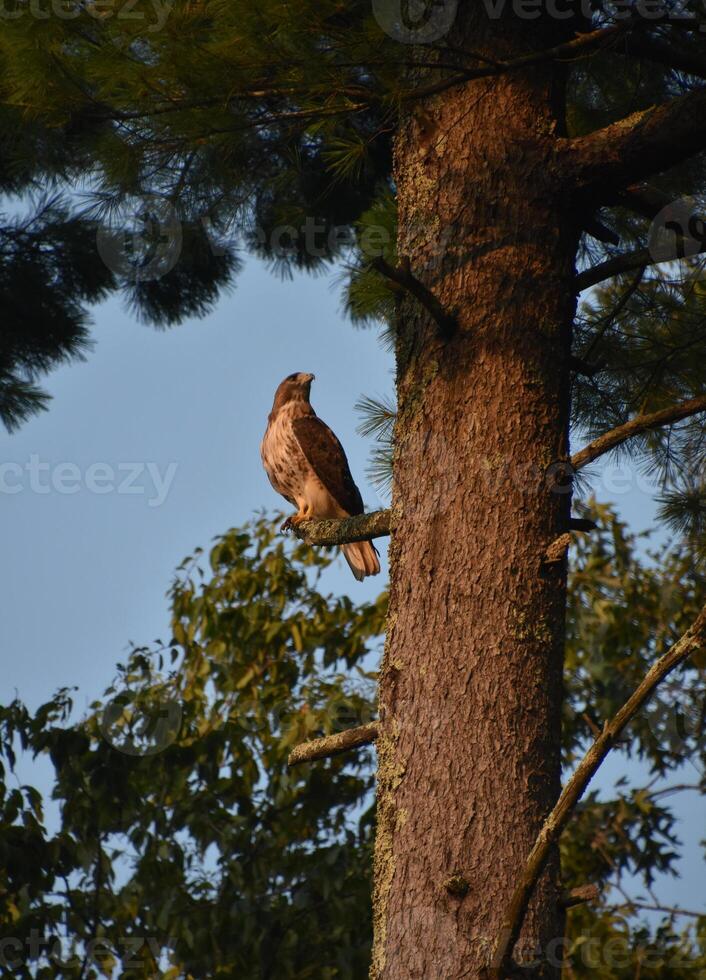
[261,403,314,503]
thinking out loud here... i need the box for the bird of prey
[261,372,381,581]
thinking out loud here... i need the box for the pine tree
[0,87,237,430]
[4,4,706,976]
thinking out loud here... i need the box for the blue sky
[2,255,704,923]
[2,261,392,708]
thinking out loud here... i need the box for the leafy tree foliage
[0,509,704,977]
[0,48,239,430]
[0,519,385,978]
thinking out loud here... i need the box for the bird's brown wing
[292,416,364,515]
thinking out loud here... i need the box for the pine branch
[568,518,598,533]
[579,265,646,363]
[570,355,604,377]
[657,483,706,537]
[575,249,651,292]
[488,602,706,978]
[609,183,673,220]
[401,21,639,103]
[370,256,457,340]
[621,32,706,82]
[559,86,706,198]
[584,216,620,247]
[570,394,706,471]
[288,510,391,546]
[0,376,52,433]
[558,883,600,910]
[402,18,701,104]
[287,722,378,767]
[576,234,706,291]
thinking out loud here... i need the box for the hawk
[261,372,381,581]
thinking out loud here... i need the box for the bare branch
[605,901,706,920]
[289,509,391,546]
[287,722,378,767]
[544,520,597,564]
[610,184,674,221]
[584,217,620,247]
[371,256,457,340]
[576,239,706,291]
[488,603,706,978]
[582,712,602,739]
[570,394,706,471]
[558,86,706,198]
[559,883,600,911]
[575,248,651,292]
[568,518,598,533]
[613,184,673,220]
[622,32,706,82]
[544,532,573,564]
[648,782,703,799]
[402,21,633,102]
[570,355,604,377]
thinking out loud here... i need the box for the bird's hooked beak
[301,373,315,383]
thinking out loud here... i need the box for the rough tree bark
[371,12,582,979]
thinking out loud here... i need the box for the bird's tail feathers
[341,541,381,582]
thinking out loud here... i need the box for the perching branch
[292,512,596,551]
[570,394,706,472]
[559,86,706,198]
[287,722,378,767]
[370,256,457,340]
[290,509,391,546]
[488,603,706,978]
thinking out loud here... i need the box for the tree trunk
[372,13,581,979]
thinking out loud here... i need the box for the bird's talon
[281,514,306,533]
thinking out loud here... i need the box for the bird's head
[271,372,315,413]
